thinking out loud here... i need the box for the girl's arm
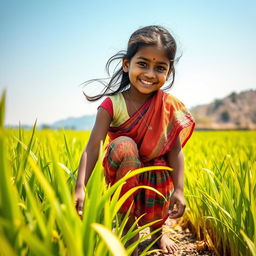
[167,136,186,219]
[75,107,112,215]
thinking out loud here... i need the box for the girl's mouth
[140,79,155,86]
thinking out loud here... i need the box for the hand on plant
[74,186,85,219]
[168,189,186,219]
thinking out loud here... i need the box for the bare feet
[151,229,178,255]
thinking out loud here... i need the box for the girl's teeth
[141,80,153,85]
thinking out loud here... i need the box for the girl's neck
[124,87,155,104]
[122,87,156,118]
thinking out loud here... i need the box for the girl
[75,25,195,255]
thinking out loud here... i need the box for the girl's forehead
[133,45,169,63]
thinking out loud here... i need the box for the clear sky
[1,0,255,125]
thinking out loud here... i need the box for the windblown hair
[83,25,179,101]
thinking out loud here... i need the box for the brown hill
[191,89,256,130]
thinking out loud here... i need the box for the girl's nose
[144,68,156,79]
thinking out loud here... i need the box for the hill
[40,115,96,130]
[7,90,255,131]
[6,115,96,130]
[48,115,95,130]
[191,89,256,130]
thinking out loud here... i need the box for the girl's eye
[137,62,147,67]
[156,66,167,72]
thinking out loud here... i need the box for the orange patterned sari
[103,90,195,227]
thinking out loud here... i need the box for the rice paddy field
[0,92,256,255]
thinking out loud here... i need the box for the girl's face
[123,45,171,95]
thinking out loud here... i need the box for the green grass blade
[92,223,128,256]
[0,90,6,128]
[240,230,256,256]
[113,185,166,217]
[0,233,18,256]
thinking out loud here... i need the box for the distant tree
[252,110,256,124]
[229,92,237,103]
[220,111,230,122]
[207,99,223,114]
[41,124,51,129]
[235,120,241,126]
[213,99,223,110]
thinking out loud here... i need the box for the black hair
[83,25,179,101]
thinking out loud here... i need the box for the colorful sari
[103,90,195,227]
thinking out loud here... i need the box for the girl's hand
[74,186,85,219]
[74,107,111,219]
[168,189,186,219]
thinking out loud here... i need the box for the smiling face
[123,45,171,96]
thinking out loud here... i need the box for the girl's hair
[83,25,179,101]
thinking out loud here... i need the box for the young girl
[75,25,195,255]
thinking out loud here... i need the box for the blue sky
[1,0,255,125]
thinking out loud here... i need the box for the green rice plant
[183,131,256,256]
[3,85,255,256]
[2,133,167,255]
[0,90,23,255]
[1,90,167,255]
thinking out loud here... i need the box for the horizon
[1,0,255,126]
[4,88,254,127]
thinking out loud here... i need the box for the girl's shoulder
[108,92,123,105]
[100,93,130,127]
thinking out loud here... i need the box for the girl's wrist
[174,187,184,193]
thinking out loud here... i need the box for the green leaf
[0,90,6,129]
[92,223,128,256]
[240,230,256,256]
[113,185,166,217]
[0,233,18,256]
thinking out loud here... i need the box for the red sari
[103,90,195,227]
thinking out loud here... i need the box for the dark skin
[151,137,186,255]
[74,107,111,215]
[74,106,186,255]
[75,46,186,255]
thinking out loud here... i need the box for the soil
[138,218,216,256]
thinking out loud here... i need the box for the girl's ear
[122,58,129,73]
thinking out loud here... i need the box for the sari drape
[108,90,195,160]
[103,90,195,227]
